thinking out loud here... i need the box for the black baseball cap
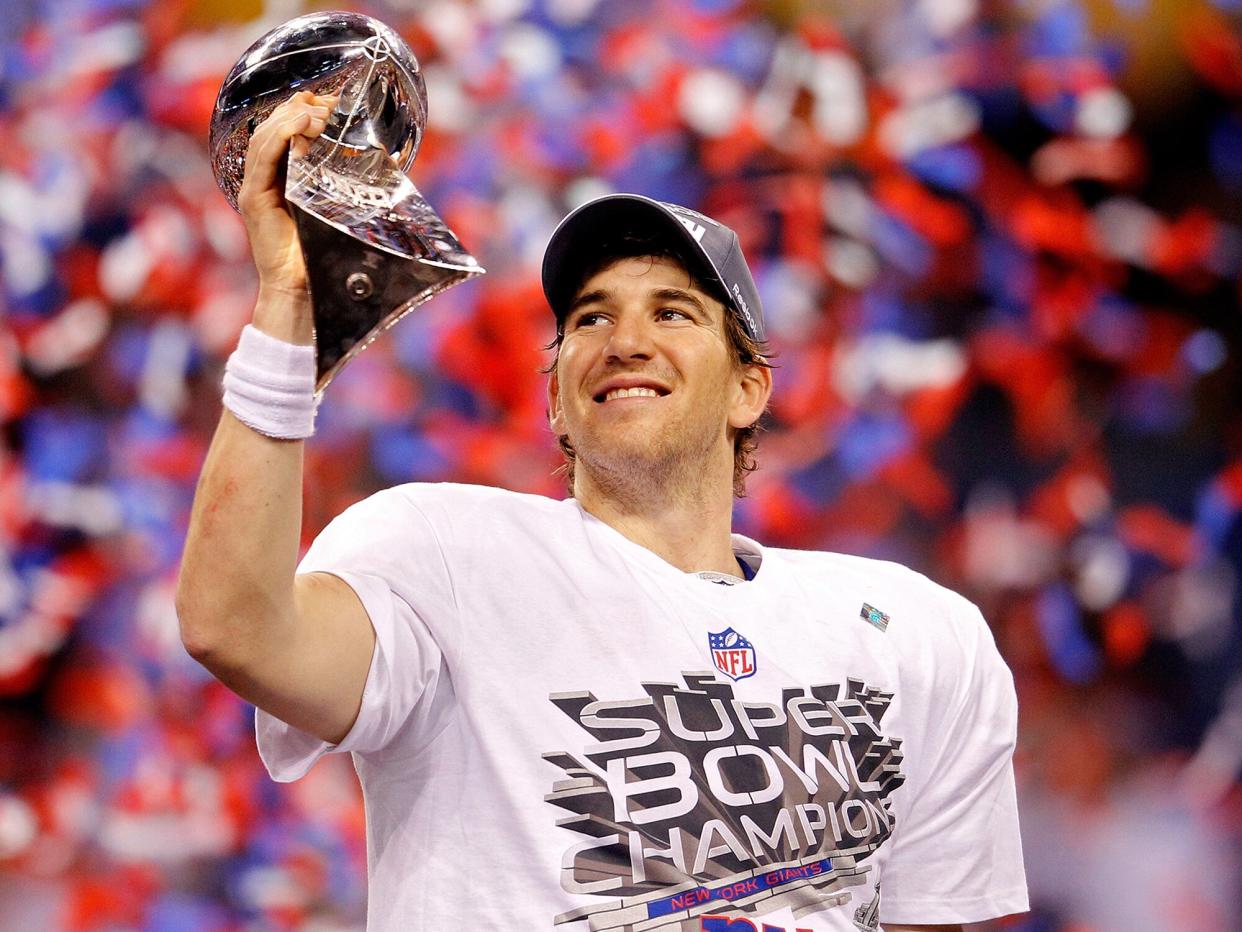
[541,194,766,343]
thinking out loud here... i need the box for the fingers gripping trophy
[209,11,483,403]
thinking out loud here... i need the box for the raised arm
[176,92,374,745]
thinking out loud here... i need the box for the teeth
[604,387,660,401]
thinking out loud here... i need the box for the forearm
[177,406,305,667]
[176,292,315,668]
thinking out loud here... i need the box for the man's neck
[573,464,741,576]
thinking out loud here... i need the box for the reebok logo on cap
[676,215,707,243]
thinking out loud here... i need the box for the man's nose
[604,312,654,361]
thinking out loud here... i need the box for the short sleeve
[255,488,458,782]
[880,599,1029,923]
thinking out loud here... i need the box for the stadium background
[0,0,1239,928]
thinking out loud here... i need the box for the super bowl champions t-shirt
[256,483,1028,931]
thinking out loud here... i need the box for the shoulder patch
[859,603,890,632]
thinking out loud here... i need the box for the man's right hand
[237,91,335,343]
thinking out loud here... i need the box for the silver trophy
[209,11,484,392]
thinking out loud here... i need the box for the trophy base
[291,203,483,394]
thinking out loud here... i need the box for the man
[178,92,1027,932]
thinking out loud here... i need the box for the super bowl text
[544,673,905,931]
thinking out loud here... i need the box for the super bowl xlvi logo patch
[708,627,757,681]
[859,603,890,632]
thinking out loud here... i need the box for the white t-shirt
[256,483,1027,931]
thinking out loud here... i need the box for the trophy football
[209,12,484,393]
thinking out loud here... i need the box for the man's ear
[547,367,565,435]
[728,362,772,430]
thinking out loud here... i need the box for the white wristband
[222,324,319,439]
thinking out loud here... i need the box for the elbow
[175,574,286,672]
[179,622,214,666]
[177,599,246,677]
[175,572,238,667]
[175,585,216,664]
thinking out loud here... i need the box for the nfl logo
[708,627,757,681]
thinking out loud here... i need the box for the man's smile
[591,377,672,404]
[602,387,660,401]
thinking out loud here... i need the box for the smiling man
[178,95,1028,932]
[544,208,772,582]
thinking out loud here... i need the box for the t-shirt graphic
[544,671,905,930]
[256,484,1027,929]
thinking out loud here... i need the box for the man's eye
[572,312,605,328]
[659,308,690,321]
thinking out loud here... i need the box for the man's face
[548,255,770,490]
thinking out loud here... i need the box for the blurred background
[0,0,1239,928]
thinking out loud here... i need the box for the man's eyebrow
[565,286,711,318]
[651,288,707,312]
[566,289,609,316]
